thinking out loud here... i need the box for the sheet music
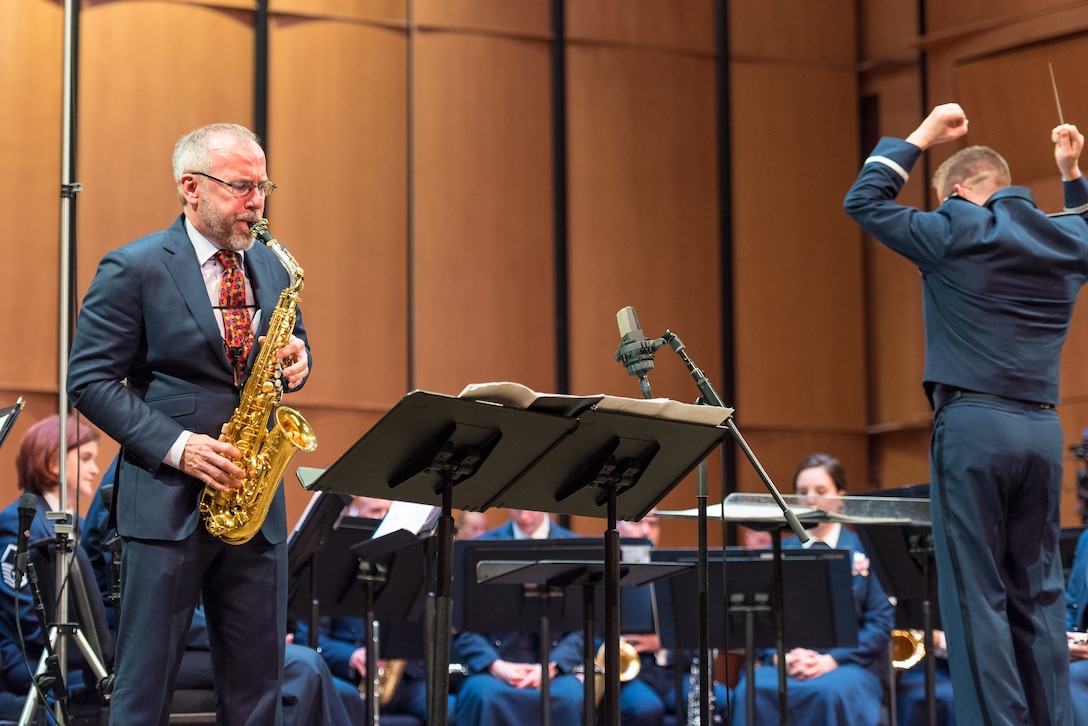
[373,500,440,539]
[458,381,732,426]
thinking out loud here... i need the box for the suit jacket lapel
[161,216,234,372]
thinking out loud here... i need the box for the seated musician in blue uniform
[1063,525,1088,726]
[895,628,956,725]
[0,415,102,720]
[731,453,894,725]
[616,511,729,725]
[451,509,586,726]
[293,495,444,724]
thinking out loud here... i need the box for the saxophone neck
[268,239,304,291]
[251,219,304,291]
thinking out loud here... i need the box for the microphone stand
[620,328,807,724]
[18,556,71,726]
[38,2,91,721]
[660,331,806,540]
[662,330,807,726]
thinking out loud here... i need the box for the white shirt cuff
[166,431,193,469]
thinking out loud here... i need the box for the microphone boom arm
[661,330,807,542]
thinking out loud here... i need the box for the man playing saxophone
[67,123,311,726]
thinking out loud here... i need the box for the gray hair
[172,123,261,203]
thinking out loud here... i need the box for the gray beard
[201,206,259,252]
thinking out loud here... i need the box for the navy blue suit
[67,215,311,726]
[79,476,362,726]
[731,528,894,725]
[845,138,1088,725]
[452,519,586,725]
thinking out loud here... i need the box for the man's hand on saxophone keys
[180,433,246,491]
[263,333,308,390]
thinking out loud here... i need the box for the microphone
[14,492,36,585]
[614,306,663,399]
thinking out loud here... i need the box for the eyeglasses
[190,171,276,197]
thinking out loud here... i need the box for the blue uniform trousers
[931,396,1070,726]
[454,672,583,726]
[896,659,956,725]
[730,662,883,725]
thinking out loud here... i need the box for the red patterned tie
[216,250,254,383]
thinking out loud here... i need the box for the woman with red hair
[0,414,100,719]
[15,414,101,507]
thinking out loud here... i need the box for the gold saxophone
[199,219,318,544]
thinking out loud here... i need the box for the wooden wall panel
[853,55,932,492]
[730,0,855,66]
[731,63,866,431]
[266,18,409,409]
[954,37,1088,188]
[78,2,255,283]
[266,17,410,522]
[869,429,931,490]
[412,33,556,396]
[565,44,719,400]
[925,0,1076,38]
[563,42,720,538]
[857,0,918,65]
[269,0,405,23]
[415,0,549,36]
[727,0,871,515]
[733,429,869,499]
[0,0,63,395]
[565,0,715,53]
[859,69,930,430]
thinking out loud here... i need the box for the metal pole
[56,0,82,716]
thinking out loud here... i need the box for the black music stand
[350,527,435,726]
[852,485,938,726]
[652,547,857,723]
[299,391,578,725]
[653,547,856,651]
[661,491,929,726]
[457,538,690,726]
[286,488,354,640]
[0,397,24,451]
[288,485,435,726]
[481,561,689,726]
[301,389,729,726]
[471,405,729,725]
[287,515,385,625]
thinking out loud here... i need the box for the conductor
[844,103,1088,725]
